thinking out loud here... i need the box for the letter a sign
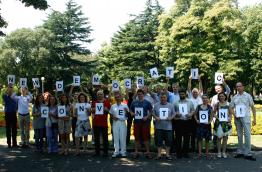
[150,67,159,79]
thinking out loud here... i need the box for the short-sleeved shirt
[14,94,32,114]
[32,104,46,129]
[174,99,195,120]
[3,94,17,113]
[230,92,254,117]
[153,102,174,130]
[130,99,152,124]
[169,91,180,105]
[187,92,203,110]
[92,100,111,127]
[109,103,129,121]
[75,103,91,120]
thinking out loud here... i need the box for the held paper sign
[191,68,199,80]
[178,104,188,117]
[20,78,27,88]
[58,106,66,117]
[112,80,120,91]
[95,103,104,115]
[135,107,143,120]
[41,106,49,118]
[159,108,168,120]
[150,67,159,79]
[77,103,87,120]
[7,75,15,84]
[117,107,126,120]
[92,74,100,85]
[166,67,174,78]
[218,108,228,122]
[73,76,81,86]
[215,72,223,84]
[137,77,144,88]
[235,105,246,118]
[124,79,131,89]
[199,110,209,124]
[56,81,64,91]
[32,78,40,88]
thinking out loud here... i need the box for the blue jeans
[34,128,44,150]
[46,124,58,153]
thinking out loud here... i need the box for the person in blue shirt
[2,84,18,148]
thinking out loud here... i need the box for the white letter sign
[199,110,209,124]
[150,67,159,79]
[218,108,228,122]
[41,106,49,118]
[32,78,40,88]
[20,78,27,88]
[92,74,100,85]
[73,76,80,86]
[112,80,120,91]
[95,103,104,115]
[166,67,174,78]
[135,107,143,119]
[215,72,223,84]
[76,103,87,120]
[7,75,15,84]
[58,106,66,117]
[179,104,188,117]
[56,81,64,91]
[136,77,144,88]
[191,68,199,80]
[159,108,168,120]
[124,79,131,89]
[235,105,246,118]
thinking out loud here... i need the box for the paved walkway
[0,144,262,172]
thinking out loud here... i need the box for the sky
[1,0,261,53]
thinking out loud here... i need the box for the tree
[43,0,94,85]
[0,28,55,87]
[242,4,262,93]
[0,0,48,36]
[97,0,163,83]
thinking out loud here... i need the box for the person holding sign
[91,90,111,157]
[213,93,233,158]
[130,89,153,159]
[74,93,91,156]
[173,89,194,159]
[32,94,46,152]
[187,74,203,153]
[2,83,18,148]
[46,95,59,154]
[230,82,256,161]
[58,94,73,155]
[109,94,129,158]
[12,87,33,148]
[152,93,175,160]
[194,95,213,159]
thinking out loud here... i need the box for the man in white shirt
[230,82,256,161]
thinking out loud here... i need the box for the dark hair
[201,94,209,99]
[78,93,88,103]
[59,93,70,106]
[178,88,187,94]
[34,94,44,109]
[48,95,57,106]
[160,92,167,97]
[218,92,227,102]
[137,89,144,94]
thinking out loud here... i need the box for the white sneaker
[217,153,222,158]
[112,152,119,158]
[222,153,227,158]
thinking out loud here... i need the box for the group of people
[2,76,257,161]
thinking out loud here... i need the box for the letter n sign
[218,109,228,122]
[135,107,143,119]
